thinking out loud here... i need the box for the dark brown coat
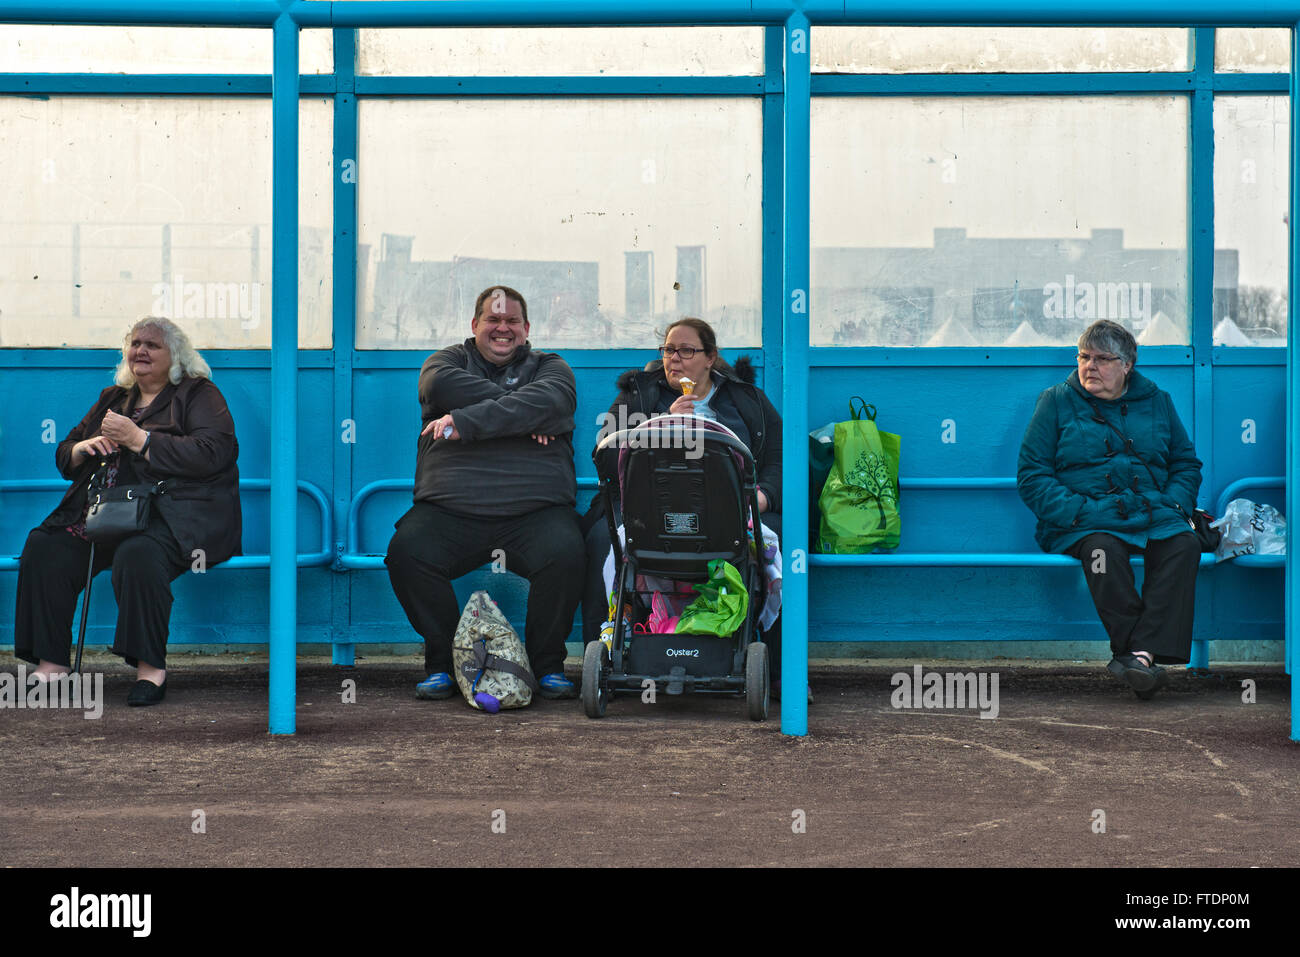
[42,376,242,565]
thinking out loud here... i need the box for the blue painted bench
[6,471,1281,672]
[807,475,1285,668]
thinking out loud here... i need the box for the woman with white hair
[1017,319,1202,699]
[13,317,241,706]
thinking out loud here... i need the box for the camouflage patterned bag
[451,591,538,711]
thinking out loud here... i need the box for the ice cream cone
[680,377,695,395]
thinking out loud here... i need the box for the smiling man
[385,286,584,701]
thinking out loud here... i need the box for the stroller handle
[594,419,757,476]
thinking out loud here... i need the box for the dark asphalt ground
[2,654,1296,870]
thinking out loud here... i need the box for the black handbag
[84,479,167,544]
[1176,503,1223,553]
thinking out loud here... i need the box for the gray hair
[1077,320,1137,368]
[114,316,212,387]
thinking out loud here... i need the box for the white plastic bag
[1210,498,1287,562]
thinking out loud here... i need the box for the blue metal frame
[0,1,1297,742]
[269,12,299,734]
[1290,20,1299,720]
[331,25,358,667]
[781,8,810,735]
[1189,28,1217,669]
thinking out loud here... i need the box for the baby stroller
[585,414,771,721]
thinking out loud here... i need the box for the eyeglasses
[660,345,702,359]
[1077,352,1122,366]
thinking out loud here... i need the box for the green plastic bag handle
[849,396,876,421]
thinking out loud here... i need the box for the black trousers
[581,499,623,648]
[386,502,584,678]
[582,500,784,681]
[1069,531,1200,664]
[14,517,190,671]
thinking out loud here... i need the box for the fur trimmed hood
[593,351,782,517]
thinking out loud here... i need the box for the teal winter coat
[1017,370,1202,554]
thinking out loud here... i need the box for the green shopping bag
[675,559,748,636]
[817,398,901,553]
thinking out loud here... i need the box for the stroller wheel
[582,640,610,719]
[745,641,770,722]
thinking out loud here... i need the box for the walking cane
[73,542,95,677]
[73,456,111,676]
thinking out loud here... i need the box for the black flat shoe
[1106,654,1156,692]
[1135,665,1170,700]
[127,679,166,706]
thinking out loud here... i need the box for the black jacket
[414,338,577,517]
[43,376,242,565]
[588,355,783,518]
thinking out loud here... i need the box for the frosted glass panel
[0,97,333,349]
[811,97,1188,347]
[1215,29,1290,73]
[358,27,763,76]
[1214,97,1288,346]
[0,26,333,74]
[357,98,762,350]
[813,27,1189,73]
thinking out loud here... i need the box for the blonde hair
[114,316,212,387]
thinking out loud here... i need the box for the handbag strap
[848,397,876,421]
[460,639,538,691]
[86,456,167,495]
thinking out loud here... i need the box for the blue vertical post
[762,25,786,402]
[331,26,359,666]
[1189,28,1215,671]
[781,9,810,736]
[270,12,299,735]
[1289,24,1299,742]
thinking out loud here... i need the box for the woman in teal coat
[1017,320,1203,699]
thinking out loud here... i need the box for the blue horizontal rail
[0,478,332,571]
[8,0,1300,29]
[339,476,602,569]
[1215,475,1286,516]
[1213,475,1287,568]
[0,74,336,94]
[7,474,1279,572]
[807,475,1287,569]
[811,552,1218,567]
[225,479,333,568]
